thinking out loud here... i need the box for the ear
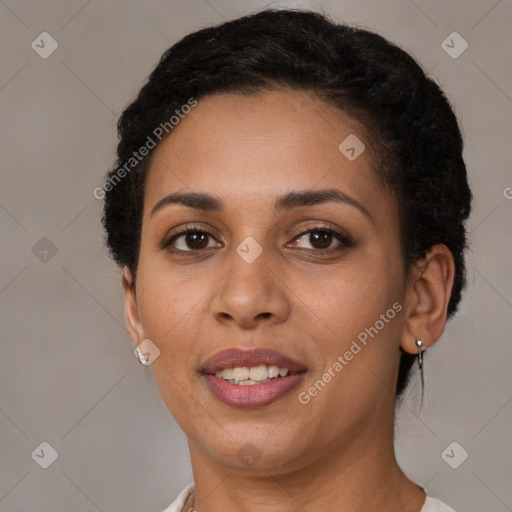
[400,244,455,355]
[121,266,146,348]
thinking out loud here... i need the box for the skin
[122,90,455,511]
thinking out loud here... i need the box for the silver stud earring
[415,339,424,370]
[134,346,151,366]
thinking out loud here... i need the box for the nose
[210,244,292,330]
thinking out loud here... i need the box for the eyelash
[161,224,354,255]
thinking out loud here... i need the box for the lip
[201,348,307,409]
[201,348,307,375]
[203,373,306,408]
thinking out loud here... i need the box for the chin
[195,429,308,474]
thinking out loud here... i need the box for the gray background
[0,0,511,510]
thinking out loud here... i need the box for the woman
[101,9,471,512]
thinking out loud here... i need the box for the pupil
[311,231,331,249]
[187,232,208,249]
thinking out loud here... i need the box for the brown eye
[183,232,209,249]
[164,229,221,252]
[308,230,333,249]
[291,228,351,251]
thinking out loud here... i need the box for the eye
[161,225,353,255]
[288,227,352,251]
[163,227,222,253]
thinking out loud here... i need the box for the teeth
[215,364,294,383]
[221,368,234,380]
[249,365,267,381]
[232,367,250,381]
[236,379,259,386]
[268,365,280,378]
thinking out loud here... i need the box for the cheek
[304,253,402,339]
[135,245,209,338]
[135,265,206,427]
[303,250,404,389]
[133,269,203,414]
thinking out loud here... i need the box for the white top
[161,483,456,512]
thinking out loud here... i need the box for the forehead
[144,90,389,217]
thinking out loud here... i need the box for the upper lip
[201,348,307,375]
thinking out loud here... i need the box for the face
[126,90,410,474]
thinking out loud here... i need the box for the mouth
[214,364,299,385]
[201,348,307,408]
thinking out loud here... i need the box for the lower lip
[203,373,306,409]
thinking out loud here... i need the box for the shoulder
[422,496,457,512]
[159,483,195,512]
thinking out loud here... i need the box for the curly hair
[101,9,472,397]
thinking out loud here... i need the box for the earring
[133,346,151,366]
[415,339,424,370]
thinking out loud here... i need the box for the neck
[186,426,425,512]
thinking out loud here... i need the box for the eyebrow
[150,188,373,222]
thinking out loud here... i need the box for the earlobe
[400,244,455,355]
[121,266,145,347]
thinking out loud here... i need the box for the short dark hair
[101,9,472,397]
